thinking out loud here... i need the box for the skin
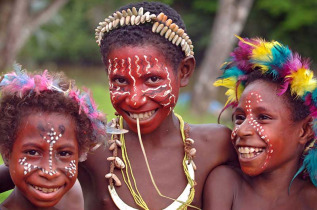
[0,112,80,210]
[77,45,236,209]
[203,80,317,210]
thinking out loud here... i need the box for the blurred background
[1,0,317,201]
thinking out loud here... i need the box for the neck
[1,187,57,210]
[247,158,304,198]
[123,111,180,143]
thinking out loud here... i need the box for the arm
[0,164,14,192]
[203,165,239,210]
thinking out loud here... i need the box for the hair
[0,67,106,161]
[100,1,186,71]
[246,70,310,122]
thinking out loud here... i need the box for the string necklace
[106,113,199,209]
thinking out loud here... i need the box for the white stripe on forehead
[135,55,141,77]
[144,55,151,73]
[113,58,118,74]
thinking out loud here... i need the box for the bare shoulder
[300,181,317,208]
[203,165,242,210]
[189,123,231,142]
[189,123,236,167]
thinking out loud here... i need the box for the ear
[178,55,196,87]
[1,151,10,167]
[298,116,314,145]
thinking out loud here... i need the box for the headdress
[214,36,317,187]
[0,63,107,161]
[94,6,194,57]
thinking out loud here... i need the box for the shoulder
[189,123,236,166]
[299,180,317,208]
[189,123,231,142]
[203,165,242,209]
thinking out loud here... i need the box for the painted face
[231,80,303,176]
[8,112,79,208]
[107,45,180,134]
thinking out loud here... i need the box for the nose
[236,118,255,138]
[36,153,61,179]
[125,90,147,109]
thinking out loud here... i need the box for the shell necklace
[105,113,199,209]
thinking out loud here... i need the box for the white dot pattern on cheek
[247,93,273,169]
[65,160,77,178]
[232,92,273,169]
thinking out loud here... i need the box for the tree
[190,0,254,114]
[0,0,68,71]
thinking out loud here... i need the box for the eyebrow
[21,142,42,149]
[56,143,77,150]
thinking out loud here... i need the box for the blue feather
[304,148,317,187]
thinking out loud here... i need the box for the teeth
[129,110,156,120]
[238,146,263,155]
[32,185,60,193]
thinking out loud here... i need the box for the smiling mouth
[30,184,62,193]
[127,110,157,121]
[238,146,265,159]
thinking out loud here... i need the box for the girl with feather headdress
[203,37,317,209]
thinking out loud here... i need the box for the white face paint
[18,126,77,178]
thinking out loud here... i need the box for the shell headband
[0,63,107,160]
[214,36,317,187]
[95,7,194,57]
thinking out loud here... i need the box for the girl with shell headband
[203,37,317,209]
[0,64,107,209]
[88,1,236,209]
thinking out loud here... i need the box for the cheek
[109,85,131,106]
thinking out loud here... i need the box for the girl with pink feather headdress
[0,64,107,209]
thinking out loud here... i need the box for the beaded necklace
[105,113,199,209]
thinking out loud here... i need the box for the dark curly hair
[100,1,186,71]
[0,79,101,161]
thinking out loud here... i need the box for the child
[0,64,107,209]
[0,2,236,209]
[204,37,317,209]
[78,1,236,209]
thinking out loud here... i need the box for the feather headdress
[0,64,107,160]
[214,36,317,187]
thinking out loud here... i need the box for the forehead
[108,45,170,65]
[17,112,75,139]
[239,80,289,110]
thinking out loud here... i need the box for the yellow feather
[214,78,244,105]
[286,68,317,97]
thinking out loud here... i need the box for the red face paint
[232,80,303,176]
[107,45,180,134]
[9,112,79,207]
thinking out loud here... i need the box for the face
[107,45,180,134]
[231,80,304,176]
[8,112,79,207]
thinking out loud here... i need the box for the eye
[113,77,127,85]
[146,76,161,84]
[58,151,73,157]
[258,114,271,121]
[233,114,245,125]
[25,150,40,156]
